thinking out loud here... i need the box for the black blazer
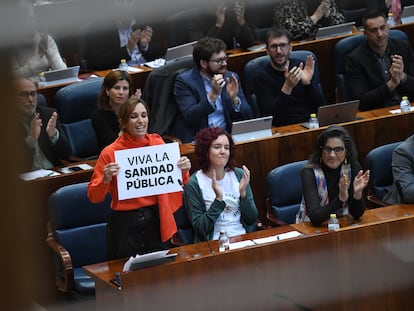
[346,38,414,111]
[85,21,164,70]
[19,106,71,172]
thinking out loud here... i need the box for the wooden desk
[84,204,414,311]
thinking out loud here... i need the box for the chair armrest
[265,198,288,227]
[46,222,74,293]
[170,232,185,247]
[366,194,388,209]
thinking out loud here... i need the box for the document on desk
[19,169,60,181]
[252,231,303,245]
[389,107,414,114]
[229,240,256,250]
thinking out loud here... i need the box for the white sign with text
[114,142,182,200]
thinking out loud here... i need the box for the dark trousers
[106,205,170,260]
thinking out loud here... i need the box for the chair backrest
[37,93,48,108]
[334,30,408,102]
[54,78,103,159]
[143,56,195,136]
[267,160,307,224]
[365,141,402,200]
[164,8,208,47]
[244,50,322,117]
[48,182,111,268]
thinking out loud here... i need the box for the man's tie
[390,0,402,24]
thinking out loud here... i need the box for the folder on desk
[315,22,355,40]
[165,41,197,63]
[301,100,360,128]
[122,250,177,272]
[231,116,273,143]
[43,65,80,86]
[401,5,414,24]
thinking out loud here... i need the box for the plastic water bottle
[119,59,128,71]
[328,214,340,231]
[218,230,230,252]
[308,113,319,129]
[38,72,46,87]
[387,13,396,27]
[400,96,411,113]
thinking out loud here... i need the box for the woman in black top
[296,125,370,226]
[91,70,140,152]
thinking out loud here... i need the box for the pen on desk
[46,172,55,177]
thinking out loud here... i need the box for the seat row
[45,139,401,296]
[50,28,407,162]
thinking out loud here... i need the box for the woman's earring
[344,157,348,165]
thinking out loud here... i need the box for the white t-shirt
[196,170,245,239]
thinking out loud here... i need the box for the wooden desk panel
[84,204,414,311]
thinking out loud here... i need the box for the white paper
[252,231,303,245]
[144,58,166,68]
[19,169,60,181]
[114,142,183,200]
[122,250,171,272]
[228,240,256,250]
[389,107,414,114]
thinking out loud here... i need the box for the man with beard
[346,9,414,111]
[173,37,252,143]
[252,28,326,126]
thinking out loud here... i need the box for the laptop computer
[232,116,273,143]
[315,22,355,40]
[301,100,360,129]
[165,41,197,63]
[401,5,414,24]
[43,65,80,86]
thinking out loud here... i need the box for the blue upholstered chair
[244,50,322,118]
[54,78,103,160]
[266,160,307,225]
[37,93,48,107]
[334,30,408,102]
[365,141,402,208]
[171,205,194,246]
[46,182,111,295]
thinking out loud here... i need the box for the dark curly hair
[193,37,227,68]
[195,127,236,172]
[309,125,358,166]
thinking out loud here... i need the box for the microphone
[200,225,214,254]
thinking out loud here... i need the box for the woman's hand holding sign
[177,156,191,173]
[103,162,120,184]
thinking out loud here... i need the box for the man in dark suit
[85,20,164,70]
[15,78,71,172]
[173,37,253,143]
[346,9,414,111]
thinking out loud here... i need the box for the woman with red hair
[184,127,258,242]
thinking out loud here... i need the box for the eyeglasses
[209,56,228,65]
[18,91,38,99]
[321,146,345,154]
[267,43,290,51]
